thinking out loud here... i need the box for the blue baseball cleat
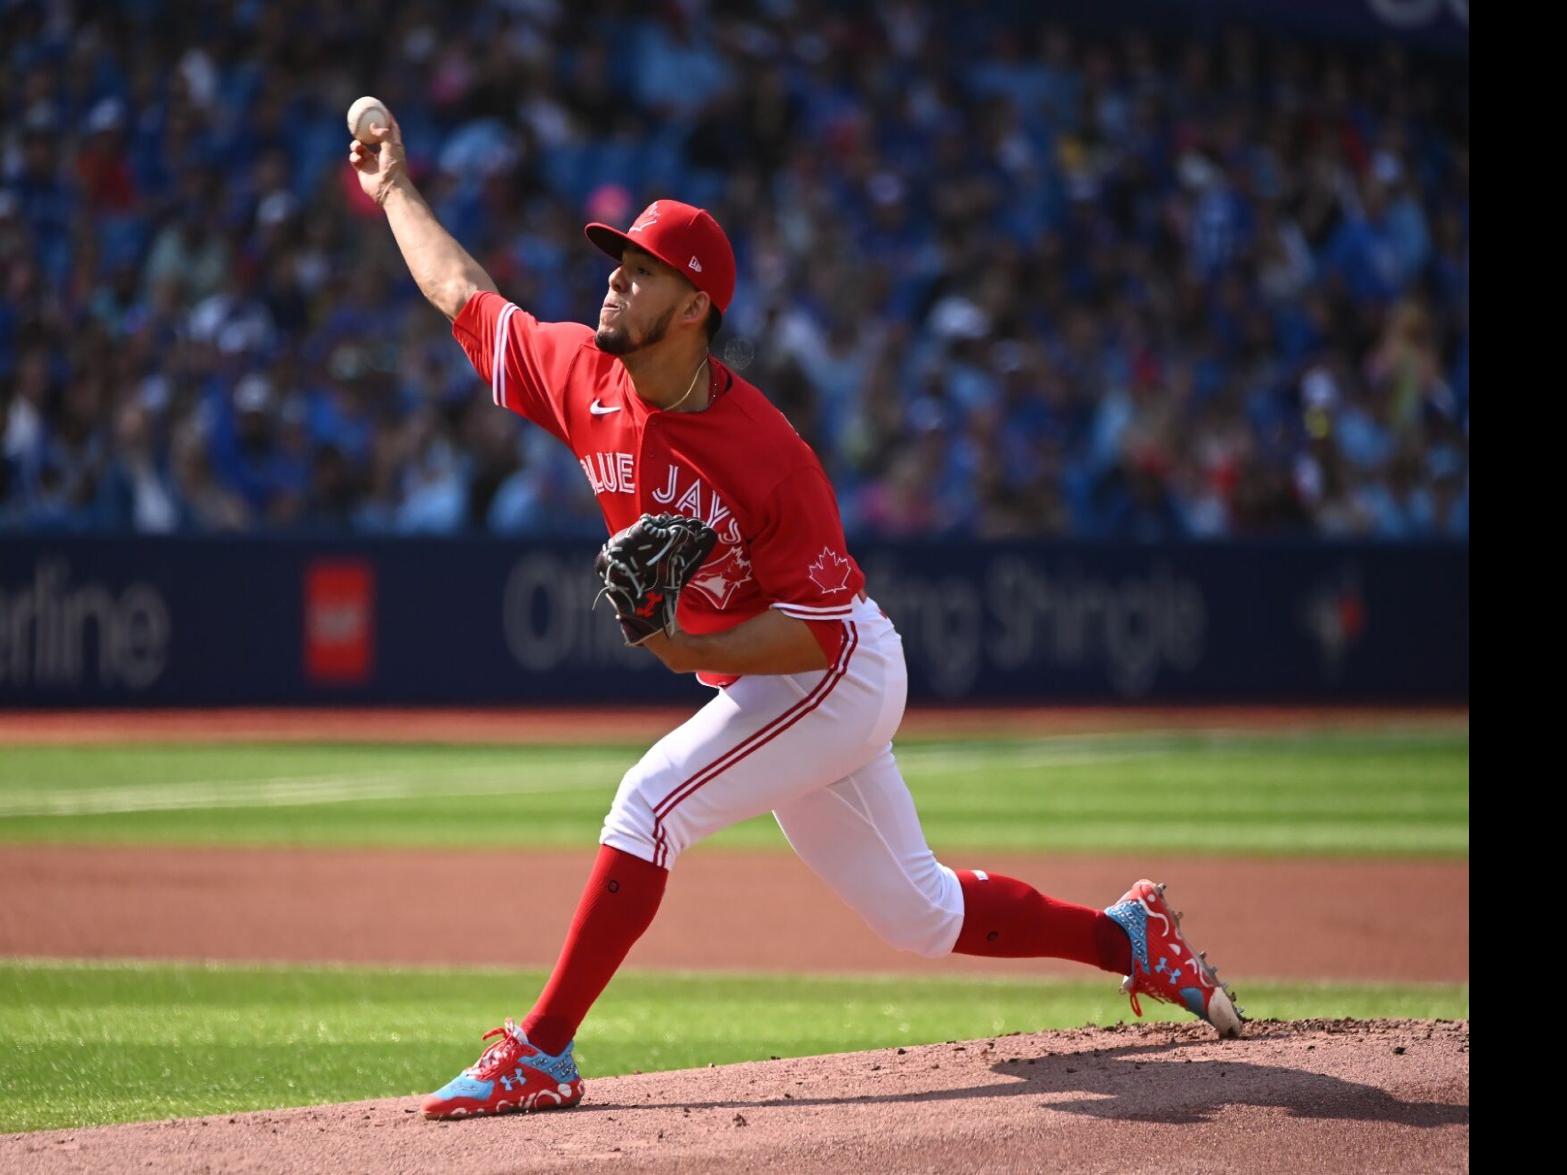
[421,1019,585,1119]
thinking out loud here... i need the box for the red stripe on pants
[651,622,858,868]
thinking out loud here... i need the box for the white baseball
[346,95,391,142]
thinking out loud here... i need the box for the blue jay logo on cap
[628,202,661,233]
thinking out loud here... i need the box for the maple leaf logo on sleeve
[807,548,852,594]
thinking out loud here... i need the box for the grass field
[0,959,1469,1133]
[0,721,1469,1132]
[0,729,1469,856]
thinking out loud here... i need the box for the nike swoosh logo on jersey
[590,400,621,415]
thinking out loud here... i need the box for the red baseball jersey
[452,291,866,685]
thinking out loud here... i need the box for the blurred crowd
[0,0,1469,541]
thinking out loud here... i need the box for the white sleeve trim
[771,600,854,618]
[491,302,520,407]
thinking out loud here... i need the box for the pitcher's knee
[863,868,965,958]
[599,768,662,866]
[864,906,962,958]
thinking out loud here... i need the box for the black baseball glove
[594,513,719,646]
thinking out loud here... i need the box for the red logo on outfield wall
[304,560,375,684]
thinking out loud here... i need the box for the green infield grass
[0,728,1468,857]
[0,959,1469,1133]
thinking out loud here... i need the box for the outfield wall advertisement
[0,537,1467,706]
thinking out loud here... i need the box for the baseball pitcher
[348,106,1242,1121]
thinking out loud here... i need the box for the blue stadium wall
[0,537,1467,707]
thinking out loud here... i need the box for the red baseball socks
[522,845,667,1056]
[521,856,1132,1056]
[951,869,1133,973]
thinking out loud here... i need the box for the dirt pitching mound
[2,1020,1467,1174]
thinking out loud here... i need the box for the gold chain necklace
[665,357,709,412]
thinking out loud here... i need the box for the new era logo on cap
[584,199,736,313]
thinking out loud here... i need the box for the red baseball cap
[585,199,737,314]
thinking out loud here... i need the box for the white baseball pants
[599,596,966,959]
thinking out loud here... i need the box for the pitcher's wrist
[376,173,414,209]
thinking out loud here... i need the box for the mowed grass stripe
[0,731,1469,857]
[0,772,598,818]
[0,960,1470,1133]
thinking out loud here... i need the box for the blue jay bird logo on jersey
[686,544,753,608]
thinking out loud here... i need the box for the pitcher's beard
[595,305,675,355]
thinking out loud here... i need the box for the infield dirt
[1,845,1465,982]
[0,1019,1467,1173]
